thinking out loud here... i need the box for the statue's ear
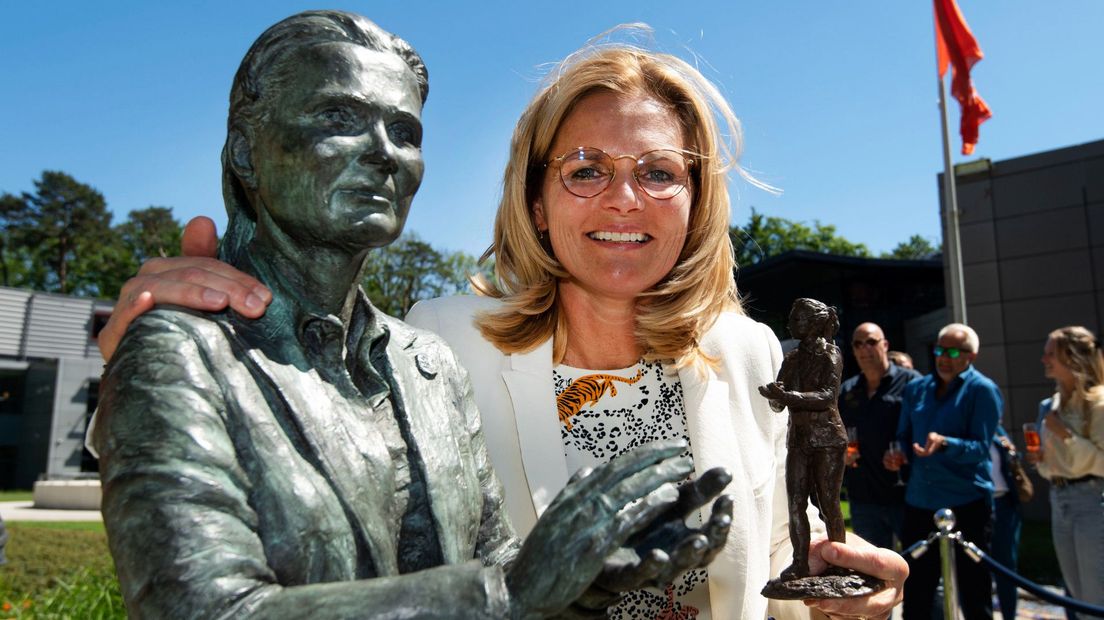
[228,128,257,190]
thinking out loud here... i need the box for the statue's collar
[232,251,389,373]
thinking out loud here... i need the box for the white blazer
[407,295,816,620]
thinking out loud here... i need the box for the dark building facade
[736,251,946,378]
[940,138,1104,519]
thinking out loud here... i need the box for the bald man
[838,323,919,551]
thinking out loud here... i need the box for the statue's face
[248,41,424,252]
[788,304,817,339]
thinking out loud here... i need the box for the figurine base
[761,566,885,600]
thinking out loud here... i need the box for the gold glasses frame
[544,146,695,200]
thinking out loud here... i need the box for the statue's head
[219,10,429,264]
[789,298,839,341]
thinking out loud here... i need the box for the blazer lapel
[501,339,568,517]
[678,364,731,477]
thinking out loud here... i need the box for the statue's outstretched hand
[758,381,788,412]
[506,440,723,619]
[602,467,732,589]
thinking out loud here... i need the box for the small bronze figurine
[758,298,885,599]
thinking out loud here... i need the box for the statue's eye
[388,120,421,148]
[316,107,360,133]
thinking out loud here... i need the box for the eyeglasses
[933,346,968,359]
[852,337,883,348]
[545,147,694,200]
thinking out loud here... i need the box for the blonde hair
[475,36,760,369]
[1049,325,1104,432]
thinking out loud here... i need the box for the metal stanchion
[902,507,1104,618]
[934,508,960,620]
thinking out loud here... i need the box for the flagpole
[935,32,968,325]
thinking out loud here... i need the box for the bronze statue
[91,11,731,618]
[758,298,884,599]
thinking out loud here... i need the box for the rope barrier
[900,508,1104,618]
[955,537,1104,618]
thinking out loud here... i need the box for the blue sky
[3,2,1102,260]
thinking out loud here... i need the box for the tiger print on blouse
[556,367,645,430]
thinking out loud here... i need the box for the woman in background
[1027,325,1104,607]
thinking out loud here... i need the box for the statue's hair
[938,322,980,353]
[474,31,766,369]
[794,298,839,341]
[219,10,428,265]
[1048,325,1104,433]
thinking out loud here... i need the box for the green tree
[360,233,483,317]
[0,192,27,288]
[731,207,870,266]
[3,171,116,295]
[117,206,183,264]
[881,234,939,260]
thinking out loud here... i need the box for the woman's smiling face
[532,90,692,303]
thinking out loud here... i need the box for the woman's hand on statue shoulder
[99,216,271,361]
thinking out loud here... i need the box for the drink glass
[1023,423,1041,453]
[887,441,906,486]
[846,427,860,467]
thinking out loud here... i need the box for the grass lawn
[1018,519,1062,586]
[0,521,124,618]
[0,491,33,503]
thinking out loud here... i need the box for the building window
[91,312,112,339]
[80,380,99,473]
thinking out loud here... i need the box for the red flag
[934,0,991,155]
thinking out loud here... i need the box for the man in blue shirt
[886,323,1001,620]
[839,322,920,551]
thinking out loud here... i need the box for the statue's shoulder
[126,306,232,346]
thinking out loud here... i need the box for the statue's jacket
[92,293,519,619]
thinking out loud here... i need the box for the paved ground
[0,500,101,522]
[1006,588,1071,619]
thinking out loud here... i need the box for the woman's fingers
[180,216,219,258]
[804,539,907,619]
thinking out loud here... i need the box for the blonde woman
[1027,326,1104,606]
[96,36,907,620]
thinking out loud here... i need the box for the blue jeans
[850,502,903,551]
[991,492,1022,618]
[1050,477,1104,607]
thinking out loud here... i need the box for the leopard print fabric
[555,360,709,619]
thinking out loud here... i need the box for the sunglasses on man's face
[933,346,966,359]
[852,337,883,348]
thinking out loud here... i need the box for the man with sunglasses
[887,323,1002,619]
[839,323,920,554]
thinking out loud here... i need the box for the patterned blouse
[555,360,710,620]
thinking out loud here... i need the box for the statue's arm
[94,313,512,619]
[446,350,522,568]
[764,348,843,410]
